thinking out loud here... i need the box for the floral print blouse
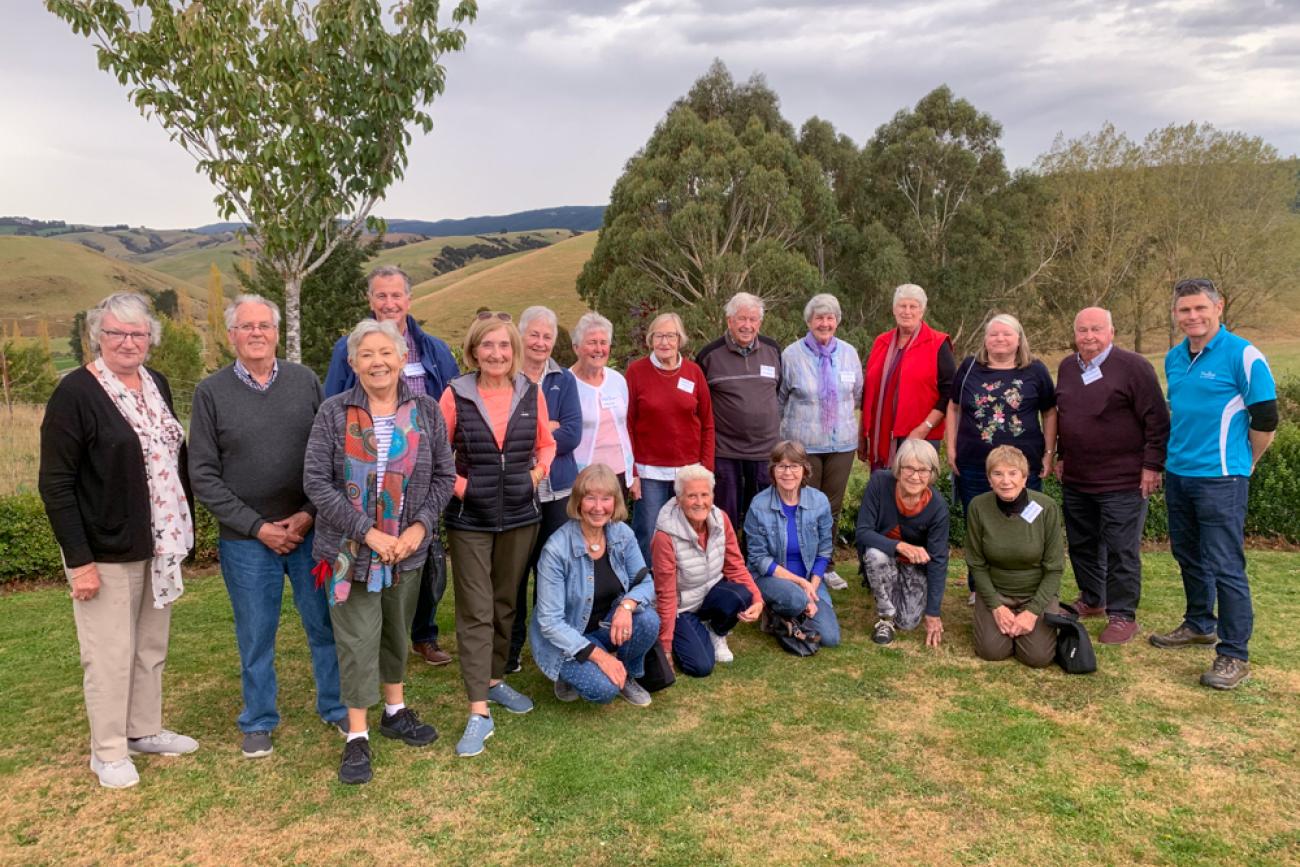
[950,357,1056,471]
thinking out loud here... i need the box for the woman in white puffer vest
[650,465,764,677]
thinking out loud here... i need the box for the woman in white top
[570,312,635,497]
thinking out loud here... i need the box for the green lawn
[2,551,1298,865]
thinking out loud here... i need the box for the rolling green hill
[364,229,576,286]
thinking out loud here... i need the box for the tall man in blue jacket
[324,266,461,666]
[1149,279,1277,690]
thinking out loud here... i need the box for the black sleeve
[574,643,597,663]
[1034,360,1057,410]
[950,356,974,404]
[1248,399,1279,433]
[933,340,956,413]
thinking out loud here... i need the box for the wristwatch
[620,599,637,612]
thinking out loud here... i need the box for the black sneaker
[379,707,438,746]
[338,738,372,785]
[871,618,896,645]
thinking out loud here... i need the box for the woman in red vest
[859,284,956,470]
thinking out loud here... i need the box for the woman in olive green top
[965,445,1063,667]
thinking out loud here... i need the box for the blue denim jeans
[673,580,752,677]
[754,574,840,646]
[631,477,676,567]
[556,606,660,703]
[218,532,345,732]
[1165,473,1253,660]
[714,458,770,535]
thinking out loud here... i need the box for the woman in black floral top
[945,313,1057,594]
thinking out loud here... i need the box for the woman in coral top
[625,312,715,566]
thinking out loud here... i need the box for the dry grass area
[0,402,42,496]
[0,551,1297,865]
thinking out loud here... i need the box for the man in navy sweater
[323,266,460,667]
[1053,307,1168,644]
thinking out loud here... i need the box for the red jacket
[861,321,949,468]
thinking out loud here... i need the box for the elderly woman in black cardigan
[855,438,950,647]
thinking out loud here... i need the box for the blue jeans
[714,458,770,535]
[218,533,345,732]
[754,574,840,646]
[1166,473,1253,660]
[631,477,676,567]
[673,581,752,677]
[556,607,661,703]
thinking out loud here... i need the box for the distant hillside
[409,231,597,347]
[192,206,606,238]
[0,237,210,335]
[367,230,577,286]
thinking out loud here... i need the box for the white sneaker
[823,570,849,590]
[90,755,139,789]
[708,628,735,663]
[968,591,977,607]
[127,729,199,757]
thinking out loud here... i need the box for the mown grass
[1,551,1297,865]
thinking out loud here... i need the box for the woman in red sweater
[626,312,715,566]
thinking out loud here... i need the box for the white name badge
[402,362,424,378]
[839,371,855,384]
[677,377,696,394]
[1081,367,1103,385]
[760,364,777,379]
[1020,500,1044,524]
[600,393,619,409]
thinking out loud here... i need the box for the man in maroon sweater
[1053,307,1170,644]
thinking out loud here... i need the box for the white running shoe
[90,755,139,789]
[823,570,849,590]
[708,628,735,663]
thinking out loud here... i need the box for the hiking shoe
[707,628,734,663]
[1070,597,1108,619]
[871,618,896,645]
[1099,616,1140,645]
[554,679,579,702]
[90,755,139,789]
[241,731,273,759]
[456,714,495,757]
[379,707,438,746]
[337,737,372,784]
[1149,624,1217,649]
[487,681,534,714]
[127,729,198,757]
[619,679,652,707]
[823,570,848,590]
[411,641,452,666]
[1200,655,1250,690]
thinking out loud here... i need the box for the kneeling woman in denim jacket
[743,440,841,647]
[531,464,660,706]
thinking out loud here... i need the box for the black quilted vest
[445,373,541,532]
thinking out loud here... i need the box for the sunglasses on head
[1173,278,1216,296]
[476,311,512,322]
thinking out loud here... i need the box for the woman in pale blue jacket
[531,464,660,706]
[779,293,862,588]
[743,440,841,646]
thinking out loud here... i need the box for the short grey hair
[724,292,765,319]
[891,438,942,479]
[803,293,842,324]
[366,265,412,295]
[519,305,558,333]
[224,294,281,331]
[673,463,716,498]
[892,283,928,310]
[86,292,161,356]
[572,311,614,347]
[346,319,408,366]
[1173,278,1221,306]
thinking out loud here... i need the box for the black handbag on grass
[1045,604,1098,674]
[761,608,822,657]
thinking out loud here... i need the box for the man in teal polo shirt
[1149,279,1277,690]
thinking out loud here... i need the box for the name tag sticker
[600,394,618,409]
[402,362,424,378]
[760,364,777,379]
[1020,500,1043,524]
[1081,367,1103,385]
[839,371,855,384]
[677,377,696,394]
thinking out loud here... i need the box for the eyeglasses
[233,323,276,333]
[898,465,932,477]
[650,332,680,343]
[476,311,512,322]
[101,329,151,344]
[774,463,803,474]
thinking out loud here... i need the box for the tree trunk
[285,273,303,363]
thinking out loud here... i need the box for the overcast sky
[3,0,1298,229]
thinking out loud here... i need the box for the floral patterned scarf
[89,358,192,608]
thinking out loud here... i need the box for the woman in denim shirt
[531,464,660,706]
[778,293,863,588]
[743,441,841,647]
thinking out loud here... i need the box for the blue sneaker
[456,714,495,757]
[487,681,534,715]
